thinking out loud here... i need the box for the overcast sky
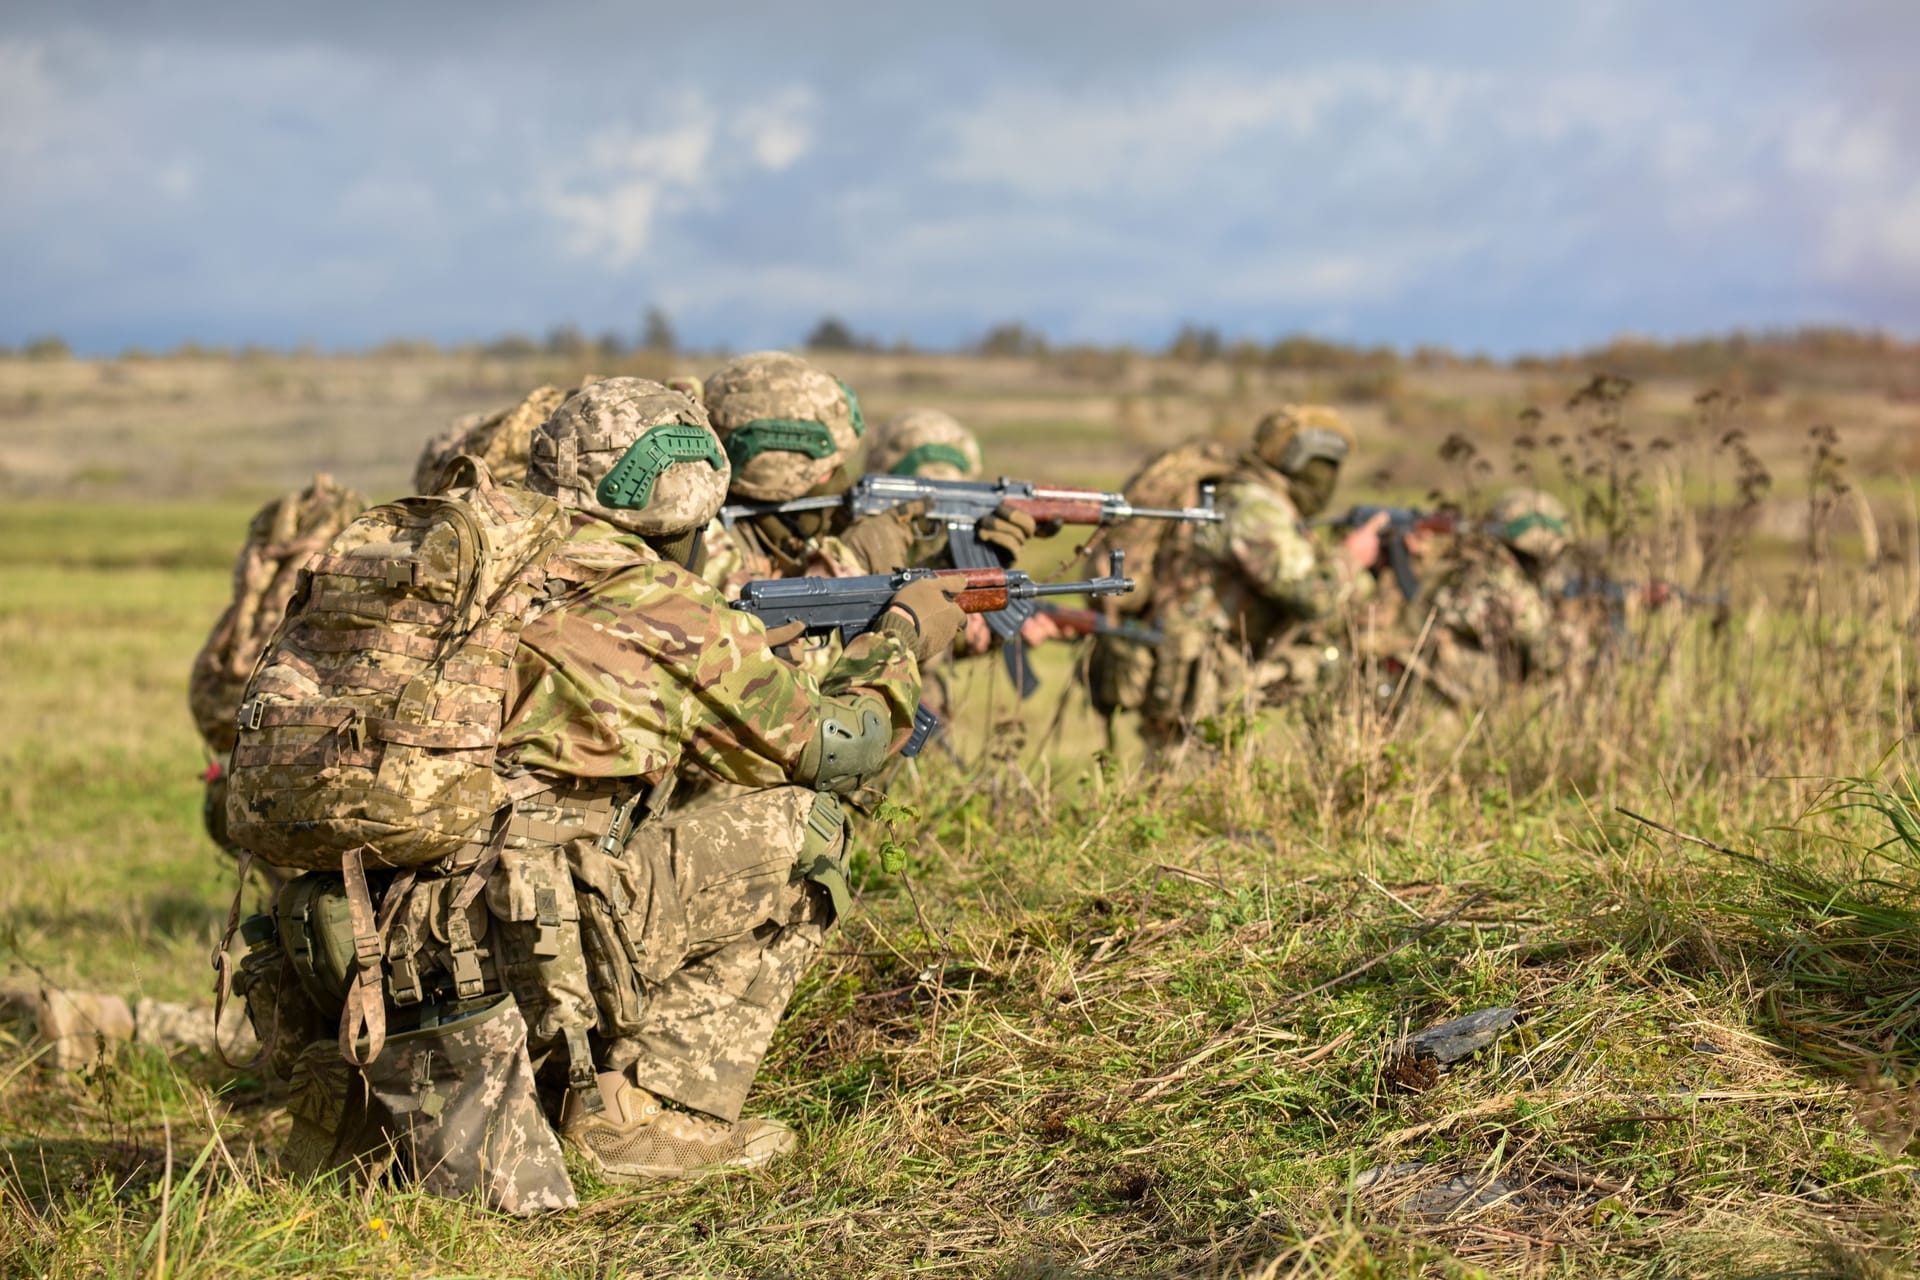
[2,1,1916,355]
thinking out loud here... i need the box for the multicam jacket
[697,515,870,602]
[501,515,920,787]
[1162,465,1371,658]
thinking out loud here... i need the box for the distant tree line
[5,314,1917,395]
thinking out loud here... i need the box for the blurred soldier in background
[865,407,985,481]
[860,407,1065,714]
[1383,487,1573,708]
[232,378,964,1212]
[1139,406,1382,749]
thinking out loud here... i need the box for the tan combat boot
[562,1071,795,1181]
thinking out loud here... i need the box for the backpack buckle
[384,559,416,589]
[341,710,366,752]
[238,700,264,732]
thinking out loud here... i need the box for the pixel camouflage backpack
[225,457,570,873]
[189,475,370,756]
[1080,437,1236,615]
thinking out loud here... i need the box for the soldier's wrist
[876,607,920,650]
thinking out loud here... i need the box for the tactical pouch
[278,873,360,1015]
[233,914,330,1081]
[486,841,593,1050]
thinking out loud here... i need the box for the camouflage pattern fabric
[697,515,871,602]
[597,786,842,1122]
[282,997,577,1216]
[503,516,919,787]
[1397,534,1569,707]
[866,408,982,480]
[528,378,729,538]
[226,460,572,871]
[189,474,369,755]
[1142,465,1369,739]
[413,383,590,493]
[703,352,863,503]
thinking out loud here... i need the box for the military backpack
[189,474,369,756]
[1080,437,1236,615]
[225,457,570,872]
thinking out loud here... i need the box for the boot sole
[566,1137,792,1183]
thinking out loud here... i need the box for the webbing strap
[209,850,265,1070]
[307,554,416,585]
[336,846,389,1066]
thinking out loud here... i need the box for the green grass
[5,501,1920,1277]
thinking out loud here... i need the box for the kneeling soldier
[229,377,964,1213]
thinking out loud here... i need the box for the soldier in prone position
[233,378,967,1213]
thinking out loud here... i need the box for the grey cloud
[3,0,1917,354]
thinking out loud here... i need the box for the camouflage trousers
[594,785,843,1122]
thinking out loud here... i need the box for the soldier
[866,411,1065,693]
[1388,488,1572,708]
[697,354,1034,596]
[238,378,966,1213]
[866,407,985,481]
[1140,406,1382,747]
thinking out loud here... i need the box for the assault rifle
[1560,577,1729,611]
[724,475,1215,697]
[732,551,1136,755]
[1313,505,1459,601]
[1035,605,1163,647]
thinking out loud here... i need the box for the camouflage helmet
[702,351,865,502]
[413,416,479,493]
[867,408,982,481]
[414,382,584,493]
[1251,405,1356,476]
[1490,488,1571,561]
[528,377,730,536]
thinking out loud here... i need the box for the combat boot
[562,1070,795,1181]
[354,996,577,1215]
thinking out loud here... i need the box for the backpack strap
[337,846,392,1066]
[209,850,266,1070]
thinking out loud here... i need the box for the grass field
[3,354,1920,1276]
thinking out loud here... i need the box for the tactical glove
[840,499,933,573]
[886,577,969,665]
[976,504,1038,559]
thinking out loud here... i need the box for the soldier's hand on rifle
[1019,610,1066,646]
[977,504,1039,559]
[961,613,993,655]
[841,499,937,574]
[888,577,969,664]
[1341,511,1389,574]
